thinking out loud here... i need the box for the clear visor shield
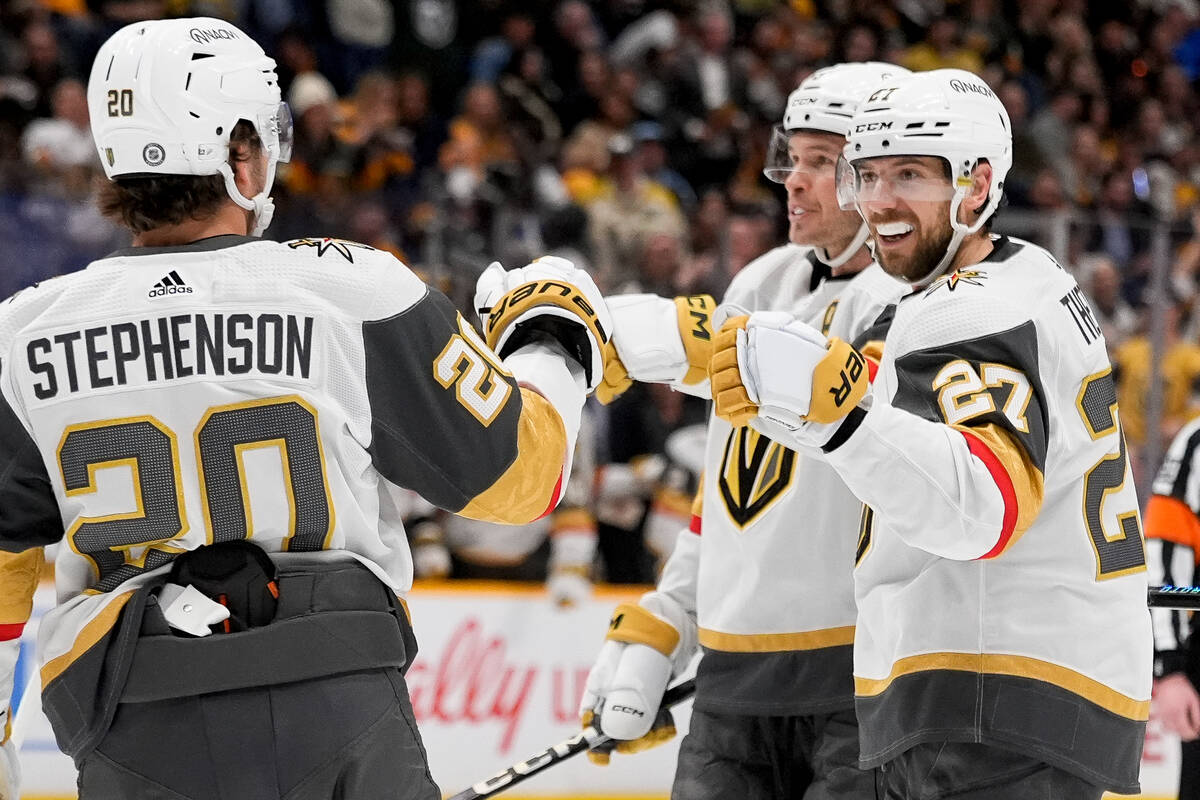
[258,102,293,163]
[762,126,839,184]
[836,155,958,210]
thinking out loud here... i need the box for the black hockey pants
[60,556,440,800]
[872,741,1104,800]
[672,706,871,799]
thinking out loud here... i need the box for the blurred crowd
[5,0,1200,598]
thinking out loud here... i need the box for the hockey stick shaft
[447,678,697,800]
[1149,585,1200,609]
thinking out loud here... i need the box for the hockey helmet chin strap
[218,157,279,237]
[906,178,992,291]
[817,220,871,270]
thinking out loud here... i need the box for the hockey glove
[710,312,869,448]
[580,604,679,764]
[475,257,614,393]
[547,509,597,608]
[598,294,717,403]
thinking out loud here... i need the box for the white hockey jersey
[0,235,572,705]
[653,244,907,715]
[821,236,1151,791]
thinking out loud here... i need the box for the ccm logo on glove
[610,705,645,717]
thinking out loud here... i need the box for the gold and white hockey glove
[710,312,869,449]
[580,602,684,764]
[475,256,614,394]
[598,294,717,404]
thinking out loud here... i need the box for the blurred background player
[578,62,908,799]
[408,410,599,607]
[1145,415,1200,800]
[712,68,1152,799]
[0,18,611,800]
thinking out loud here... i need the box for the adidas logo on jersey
[148,270,193,298]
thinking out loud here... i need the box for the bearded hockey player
[0,18,612,799]
[711,68,1152,798]
[579,62,909,798]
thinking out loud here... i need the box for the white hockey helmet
[87,18,293,235]
[764,62,910,268]
[837,68,1012,285]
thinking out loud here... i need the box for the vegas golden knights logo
[718,427,796,528]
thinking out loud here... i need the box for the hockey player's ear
[959,160,993,222]
[229,131,269,201]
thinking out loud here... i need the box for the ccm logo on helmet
[610,706,645,717]
[854,121,893,133]
[189,27,238,44]
[949,79,994,98]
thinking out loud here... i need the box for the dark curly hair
[97,121,262,233]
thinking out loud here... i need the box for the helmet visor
[838,155,958,208]
[762,126,839,184]
[259,102,293,163]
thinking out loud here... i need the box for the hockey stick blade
[1149,585,1200,609]
[447,678,696,800]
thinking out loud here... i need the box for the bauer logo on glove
[474,257,614,393]
[485,281,609,347]
[710,311,870,433]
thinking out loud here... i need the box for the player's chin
[788,213,823,244]
[877,252,917,281]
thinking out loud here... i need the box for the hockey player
[1144,417,1200,799]
[579,63,909,798]
[710,68,1152,798]
[410,411,600,607]
[0,18,611,799]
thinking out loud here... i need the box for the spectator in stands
[587,132,685,288]
[632,120,696,212]
[1080,253,1141,357]
[440,82,519,179]
[19,20,77,118]
[901,17,984,73]
[396,72,445,175]
[21,78,93,175]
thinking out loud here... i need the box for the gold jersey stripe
[953,422,1045,556]
[41,590,135,688]
[459,387,566,524]
[854,652,1149,720]
[699,625,855,653]
[0,548,43,626]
